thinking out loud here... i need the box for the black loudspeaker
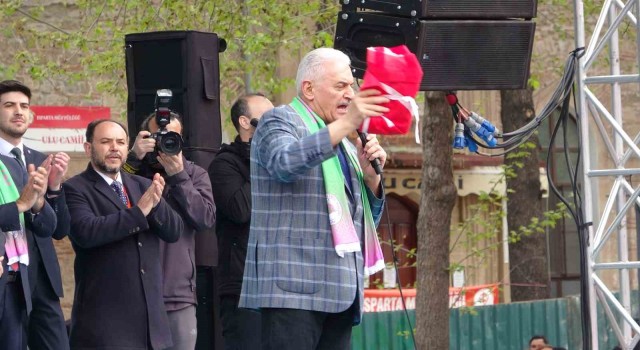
[341,0,537,19]
[125,31,226,169]
[334,12,535,90]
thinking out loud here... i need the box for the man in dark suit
[0,79,71,350]
[0,153,58,350]
[64,119,184,349]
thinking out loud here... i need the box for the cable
[571,82,592,350]
[541,50,591,350]
[448,47,591,348]
[378,177,418,350]
[447,49,585,154]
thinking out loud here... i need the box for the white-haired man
[239,48,389,349]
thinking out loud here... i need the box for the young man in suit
[0,153,57,350]
[64,119,184,349]
[239,48,389,350]
[0,79,70,350]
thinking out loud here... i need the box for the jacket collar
[84,163,141,209]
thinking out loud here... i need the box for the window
[538,109,581,297]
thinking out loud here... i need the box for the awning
[383,166,549,198]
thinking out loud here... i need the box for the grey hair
[295,48,351,94]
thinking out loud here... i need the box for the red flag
[360,45,423,141]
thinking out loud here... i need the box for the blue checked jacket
[239,104,384,320]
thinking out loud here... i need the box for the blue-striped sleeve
[254,106,336,183]
[366,185,385,227]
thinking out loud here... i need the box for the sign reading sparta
[364,289,417,313]
[23,106,111,152]
[363,284,500,313]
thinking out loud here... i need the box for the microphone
[357,131,383,175]
[250,118,259,128]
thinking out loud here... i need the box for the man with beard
[0,80,70,350]
[63,119,185,349]
[208,93,273,350]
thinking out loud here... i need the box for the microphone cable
[377,176,418,350]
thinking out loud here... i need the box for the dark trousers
[220,295,261,350]
[195,266,223,350]
[28,261,69,350]
[0,274,28,350]
[261,303,356,350]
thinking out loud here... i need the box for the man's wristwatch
[46,188,63,198]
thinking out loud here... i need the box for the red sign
[363,284,500,313]
[449,284,500,308]
[29,106,110,128]
[364,289,417,313]
[23,106,111,152]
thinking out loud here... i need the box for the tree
[0,0,338,126]
[500,87,550,301]
[0,0,342,322]
[416,91,457,349]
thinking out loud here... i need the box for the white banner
[23,128,88,153]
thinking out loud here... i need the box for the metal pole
[607,1,632,337]
[573,1,598,348]
[501,196,511,303]
[574,0,640,348]
[636,0,640,97]
[635,7,640,327]
[636,205,640,318]
[636,203,640,321]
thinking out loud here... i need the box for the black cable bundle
[448,47,592,348]
[545,47,592,350]
[451,50,583,156]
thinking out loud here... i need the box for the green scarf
[290,97,384,275]
[0,158,29,269]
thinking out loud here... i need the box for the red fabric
[360,45,423,135]
[122,185,132,208]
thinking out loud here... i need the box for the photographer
[123,111,216,350]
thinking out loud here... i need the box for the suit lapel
[1,154,27,188]
[23,146,39,168]
[121,172,142,207]
[86,165,128,209]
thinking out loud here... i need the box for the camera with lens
[145,89,184,163]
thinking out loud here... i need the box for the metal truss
[574,0,640,348]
